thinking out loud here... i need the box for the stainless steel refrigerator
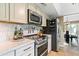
[42,18,60,51]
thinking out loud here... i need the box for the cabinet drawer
[21,49,34,56]
[16,43,34,56]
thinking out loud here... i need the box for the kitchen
[0,3,64,56]
[0,3,79,56]
[0,3,53,56]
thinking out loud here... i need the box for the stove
[26,35,48,56]
[27,35,47,44]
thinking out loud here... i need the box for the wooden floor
[48,50,79,56]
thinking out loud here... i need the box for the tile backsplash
[0,23,41,43]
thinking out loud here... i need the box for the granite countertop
[0,38,35,53]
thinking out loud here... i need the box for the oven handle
[36,41,48,48]
[40,49,48,56]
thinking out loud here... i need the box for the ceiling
[36,3,79,19]
[36,3,59,19]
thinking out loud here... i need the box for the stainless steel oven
[35,41,48,56]
[27,9,42,25]
[26,35,48,56]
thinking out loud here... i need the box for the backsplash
[0,23,41,43]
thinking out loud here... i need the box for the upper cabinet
[38,10,47,26]
[41,15,46,26]
[0,3,9,21]
[10,3,28,23]
[36,6,47,26]
[0,3,48,25]
[28,3,37,12]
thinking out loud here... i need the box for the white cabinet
[28,3,37,12]
[25,3,29,23]
[21,49,34,56]
[35,6,47,26]
[0,50,14,56]
[15,43,34,56]
[0,3,9,21]
[34,4,40,14]
[47,35,52,53]
[42,15,46,26]
[0,3,48,25]
[0,41,34,56]
[10,3,27,23]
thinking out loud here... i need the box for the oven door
[36,42,48,56]
[28,9,42,25]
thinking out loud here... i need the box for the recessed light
[40,3,47,6]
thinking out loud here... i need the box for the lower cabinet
[47,35,52,53]
[0,42,34,56]
[15,43,34,56]
[21,49,34,56]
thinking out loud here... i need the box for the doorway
[66,23,79,52]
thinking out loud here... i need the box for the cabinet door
[35,6,41,15]
[16,43,34,56]
[42,15,46,26]
[10,3,27,23]
[37,10,46,26]
[21,49,34,56]
[47,35,52,53]
[25,3,29,23]
[28,3,37,12]
[0,3,9,21]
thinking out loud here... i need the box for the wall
[0,23,41,43]
[58,16,65,48]
[64,14,79,22]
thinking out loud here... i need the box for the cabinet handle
[24,47,31,51]
[28,53,31,56]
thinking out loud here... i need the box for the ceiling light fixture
[72,3,76,5]
[72,3,79,6]
[40,3,47,6]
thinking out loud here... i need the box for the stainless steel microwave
[27,9,42,25]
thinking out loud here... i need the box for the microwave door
[31,14,41,23]
[28,9,42,25]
